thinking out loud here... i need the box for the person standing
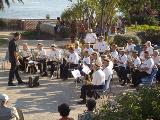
[8,32,26,86]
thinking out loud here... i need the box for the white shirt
[21,49,31,57]
[111,51,119,59]
[92,69,105,85]
[152,56,160,65]
[103,65,113,80]
[84,48,94,55]
[84,33,97,43]
[147,47,154,55]
[47,49,61,61]
[118,54,128,68]
[140,57,154,74]
[68,52,80,64]
[140,51,145,61]
[37,48,46,59]
[133,57,141,68]
[126,44,136,52]
[97,41,107,53]
[83,57,90,65]
[75,47,81,55]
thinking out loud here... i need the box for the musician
[129,51,141,87]
[140,44,147,61]
[152,50,160,82]
[102,58,113,81]
[116,49,129,86]
[60,47,80,80]
[74,41,81,55]
[84,29,97,45]
[125,39,136,53]
[96,36,108,55]
[146,41,154,56]
[82,51,90,65]
[137,51,154,84]
[83,43,94,55]
[36,43,47,76]
[19,43,31,72]
[77,60,105,104]
[47,44,61,79]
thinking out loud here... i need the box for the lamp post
[101,0,105,36]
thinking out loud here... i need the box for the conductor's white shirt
[92,69,105,86]
[68,52,80,64]
[84,33,97,43]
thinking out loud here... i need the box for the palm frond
[0,0,23,10]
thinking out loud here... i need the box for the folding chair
[140,67,158,86]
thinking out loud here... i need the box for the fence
[0,18,57,31]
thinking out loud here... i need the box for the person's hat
[0,94,9,102]
[51,44,57,47]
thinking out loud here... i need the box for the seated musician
[77,60,105,104]
[140,44,147,61]
[74,41,81,55]
[47,44,61,80]
[136,51,154,84]
[83,43,94,55]
[18,43,31,72]
[116,49,129,86]
[96,36,109,55]
[129,51,141,87]
[82,51,91,66]
[60,46,80,81]
[102,57,113,81]
[152,50,160,82]
[36,43,47,76]
[125,39,136,53]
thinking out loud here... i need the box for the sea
[0,0,74,19]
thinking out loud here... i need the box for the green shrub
[93,86,160,120]
[137,29,160,45]
[127,25,160,32]
[113,34,141,47]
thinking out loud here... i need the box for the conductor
[8,32,26,86]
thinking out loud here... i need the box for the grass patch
[0,38,8,46]
[127,25,160,32]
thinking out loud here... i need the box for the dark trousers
[137,71,150,84]
[80,85,104,100]
[47,61,56,76]
[118,66,128,82]
[8,61,22,84]
[156,68,160,82]
[37,59,47,73]
[131,68,140,86]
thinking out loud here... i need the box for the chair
[93,74,113,99]
[141,67,158,86]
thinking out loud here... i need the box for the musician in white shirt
[47,44,61,79]
[96,36,108,55]
[84,29,97,44]
[83,43,94,55]
[140,44,147,61]
[130,51,141,87]
[126,39,136,53]
[137,51,154,84]
[82,51,90,65]
[78,61,105,104]
[117,49,129,86]
[102,58,113,81]
[74,41,81,55]
[36,43,47,76]
[19,43,31,71]
[146,41,154,56]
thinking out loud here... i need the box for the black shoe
[77,100,86,104]
[18,81,27,85]
[8,83,16,86]
[121,83,126,86]
[41,72,48,77]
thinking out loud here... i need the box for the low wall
[0,18,57,31]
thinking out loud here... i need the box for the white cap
[0,94,9,102]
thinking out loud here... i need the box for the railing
[0,18,57,31]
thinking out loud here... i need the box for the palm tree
[0,0,23,10]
